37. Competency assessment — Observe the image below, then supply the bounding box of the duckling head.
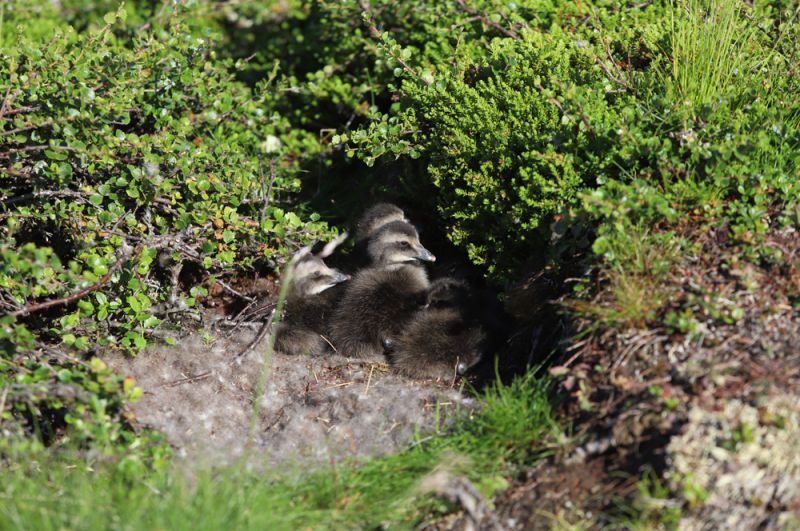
[290,255,350,297]
[355,203,408,242]
[367,221,436,267]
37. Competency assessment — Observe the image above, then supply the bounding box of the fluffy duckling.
[274,254,349,356]
[354,203,408,243]
[330,221,436,358]
[383,277,485,380]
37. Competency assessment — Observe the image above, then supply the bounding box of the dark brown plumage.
[330,221,436,358]
[354,203,407,242]
[382,276,486,379]
[274,255,349,356]
[383,306,486,380]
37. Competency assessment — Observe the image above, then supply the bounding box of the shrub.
[0,6,332,450]
[341,0,798,281]
[366,30,627,278]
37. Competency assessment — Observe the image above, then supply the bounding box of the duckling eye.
[400,241,412,248]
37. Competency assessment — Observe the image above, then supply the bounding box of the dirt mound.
[105,329,476,467]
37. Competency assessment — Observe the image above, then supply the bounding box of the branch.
[0,120,54,137]
[159,371,212,388]
[0,189,87,207]
[215,278,256,303]
[594,45,633,93]
[6,243,139,318]
[0,145,76,159]
[231,309,276,364]
[5,233,181,318]
[0,106,40,119]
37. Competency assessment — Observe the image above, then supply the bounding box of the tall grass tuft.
[664,0,760,109]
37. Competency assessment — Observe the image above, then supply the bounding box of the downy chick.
[354,203,408,243]
[330,221,436,359]
[274,254,349,356]
[383,278,485,380]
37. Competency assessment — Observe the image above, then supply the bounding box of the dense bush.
[336,0,798,279]
[348,30,626,276]
[0,5,332,450]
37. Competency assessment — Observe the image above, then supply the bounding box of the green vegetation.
[1,373,559,529]
[1,0,799,526]
[0,2,332,450]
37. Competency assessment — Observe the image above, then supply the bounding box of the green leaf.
[45,149,68,161]
[142,316,160,328]
[57,163,73,179]
[126,296,142,313]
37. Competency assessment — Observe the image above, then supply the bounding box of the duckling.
[330,221,436,359]
[354,203,408,243]
[382,307,486,380]
[274,254,350,356]
[365,220,435,266]
[426,276,512,362]
[425,277,471,309]
[382,277,486,379]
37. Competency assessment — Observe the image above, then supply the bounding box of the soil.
[473,222,800,529]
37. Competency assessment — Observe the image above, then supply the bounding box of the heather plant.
[336,0,797,281]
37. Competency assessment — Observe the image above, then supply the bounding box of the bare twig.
[0,145,76,159]
[594,45,632,92]
[215,278,256,303]
[362,364,375,398]
[631,0,653,9]
[0,106,40,120]
[231,309,276,365]
[0,120,54,137]
[159,371,212,388]
[318,334,338,354]
[0,189,87,207]
[40,346,92,369]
